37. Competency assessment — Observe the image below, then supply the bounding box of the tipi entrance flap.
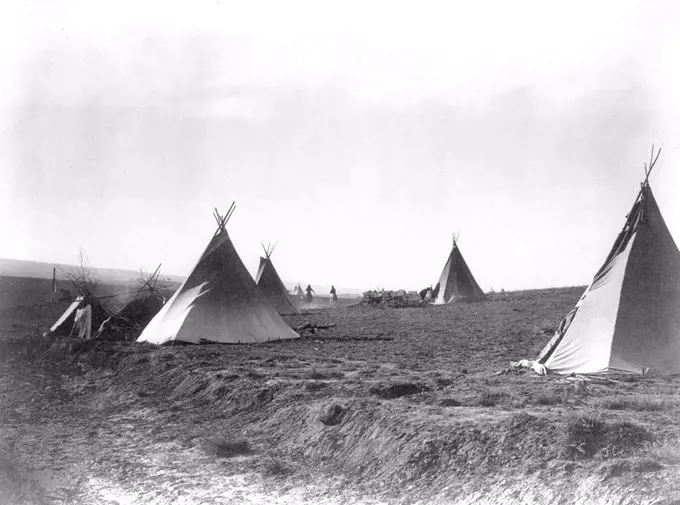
[540,233,633,374]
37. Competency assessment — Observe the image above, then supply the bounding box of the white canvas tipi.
[292,283,304,298]
[433,234,486,304]
[535,148,680,375]
[137,204,300,345]
[255,243,300,315]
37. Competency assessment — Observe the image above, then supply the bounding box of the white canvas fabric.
[433,240,486,304]
[137,226,300,345]
[255,256,300,315]
[537,185,680,375]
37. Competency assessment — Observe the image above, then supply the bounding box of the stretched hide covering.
[95,294,166,341]
[433,242,486,304]
[72,306,92,339]
[538,186,680,374]
[45,295,109,338]
[255,257,300,315]
[137,227,300,345]
[117,294,165,329]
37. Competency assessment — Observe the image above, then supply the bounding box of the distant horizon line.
[0,255,588,294]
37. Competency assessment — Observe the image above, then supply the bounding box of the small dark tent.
[433,235,486,304]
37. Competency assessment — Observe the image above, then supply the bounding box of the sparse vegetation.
[369,381,430,399]
[260,452,292,477]
[594,396,669,411]
[2,284,680,503]
[205,437,252,458]
[471,388,511,407]
[62,249,100,297]
[563,411,607,458]
[304,367,344,380]
[563,411,656,460]
[319,402,347,425]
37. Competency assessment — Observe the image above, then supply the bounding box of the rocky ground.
[1,287,680,504]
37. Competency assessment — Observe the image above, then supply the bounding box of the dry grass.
[260,452,292,477]
[205,437,252,458]
[594,396,670,412]
[563,411,656,460]
[3,285,680,504]
[368,381,430,399]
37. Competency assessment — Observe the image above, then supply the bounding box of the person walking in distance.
[305,284,315,303]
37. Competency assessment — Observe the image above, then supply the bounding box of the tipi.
[292,283,304,298]
[44,295,109,339]
[95,265,167,341]
[433,234,486,304]
[137,204,300,345]
[116,266,167,328]
[255,243,300,315]
[534,147,680,375]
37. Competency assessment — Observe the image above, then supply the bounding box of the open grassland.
[1,286,680,504]
[0,276,181,327]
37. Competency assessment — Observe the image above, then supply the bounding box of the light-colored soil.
[1,287,680,504]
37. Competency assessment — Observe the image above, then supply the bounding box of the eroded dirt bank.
[2,290,680,504]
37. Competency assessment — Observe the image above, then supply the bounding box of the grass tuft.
[205,437,252,458]
[563,411,655,460]
[563,411,606,458]
[369,381,429,399]
[261,452,292,477]
[319,402,347,426]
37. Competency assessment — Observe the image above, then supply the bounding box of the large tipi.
[433,234,486,304]
[535,148,680,375]
[255,243,300,315]
[137,204,300,345]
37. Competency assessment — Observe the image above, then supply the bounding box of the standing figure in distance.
[305,284,315,303]
[329,285,338,306]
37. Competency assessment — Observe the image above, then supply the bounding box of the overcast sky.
[1,0,679,292]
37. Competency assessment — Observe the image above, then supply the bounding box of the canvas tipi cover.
[537,150,680,375]
[137,206,299,345]
[433,236,486,304]
[255,245,300,315]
